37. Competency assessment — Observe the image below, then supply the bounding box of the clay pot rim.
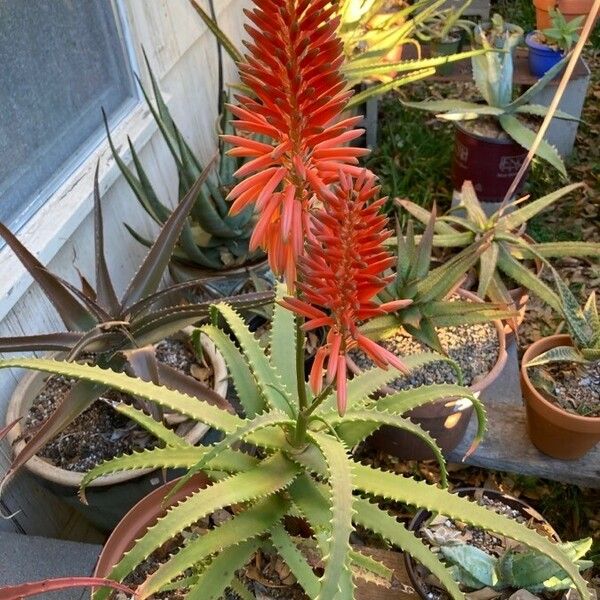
[404,487,560,599]
[94,473,213,579]
[347,288,508,398]
[4,332,228,489]
[521,333,600,424]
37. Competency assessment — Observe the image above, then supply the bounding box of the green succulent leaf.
[354,498,463,600]
[80,446,257,492]
[498,114,567,177]
[199,324,265,417]
[270,284,299,398]
[185,538,260,600]
[95,452,298,599]
[138,496,289,599]
[305,431,354,600]
[478,243,500,298]
[353,464,590,600]
[501,183,584,231]
[270,523,321,599]
[514,104,580,121]
[211,303,295,416]
[526,345,587,367]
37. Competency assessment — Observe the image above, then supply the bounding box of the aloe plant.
[541,9,584,53]
[527,270,600,367]
[398,181,600,313]
[0,162,272,483]
[415,0,474,42]
[440,538,592,592]
[108,54,262,273]
[188,0,490,108]
[363,206,517,353]
[0,289,589,600]
[403,18,577,177]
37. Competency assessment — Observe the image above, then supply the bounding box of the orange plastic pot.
[533,0,595,29]
[521,334,600,459]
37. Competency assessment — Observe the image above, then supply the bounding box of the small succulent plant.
[363,205,517,354]
[0,162,271,483]
[416,0,474,43]
[440,538,592,593]
[541,8,584,53]
[403,19,577,177]
[477,13,524,49]
[107,55,262,273]
[527,270,600,367]
[398,181,600,315]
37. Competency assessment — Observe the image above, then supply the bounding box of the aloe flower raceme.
[225,0,369,283]
[282,171,412,414]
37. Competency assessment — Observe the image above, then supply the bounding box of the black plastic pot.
[431,34,461,75]
[405,487,560,599]
[452,122,529,203]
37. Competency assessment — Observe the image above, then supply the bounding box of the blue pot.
[526,31,565,77]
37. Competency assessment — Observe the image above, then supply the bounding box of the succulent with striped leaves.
[108,55,263,274]
[0,290,590,600]
[526,269,600,367]
[398,181,600,315]
[363,204,518,353]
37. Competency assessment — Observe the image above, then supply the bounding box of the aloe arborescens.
[0,2,590,599]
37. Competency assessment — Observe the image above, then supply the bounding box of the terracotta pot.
[452,123,529,203]
[534,0,595,29]
[521,334,600,459]
[95,473,213,579]
[4,334,228,531]
[405,487,559,599]
[348,290,508,459]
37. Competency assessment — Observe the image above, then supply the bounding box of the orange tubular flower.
[224,0,368,284]
[281,171,413,415]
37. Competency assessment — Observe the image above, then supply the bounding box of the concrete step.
[0,532,101,600]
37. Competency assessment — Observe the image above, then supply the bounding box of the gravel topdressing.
[350,322,499,390]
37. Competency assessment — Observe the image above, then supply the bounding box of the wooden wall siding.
[0,0,251,538]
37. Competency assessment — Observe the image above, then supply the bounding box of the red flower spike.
[281,173,413,415]
[227,0,365,283]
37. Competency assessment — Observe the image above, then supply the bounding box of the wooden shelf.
[448,342,600,489]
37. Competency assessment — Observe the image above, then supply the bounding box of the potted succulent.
[415,0,475,75]
[0,3,590,599]
[346,207,514,458]
[473,13,524,50]
[522,270,600,459]
[403,28,576,202]
[0,164,269,529]
[107,57,269,298]
[405,487,592,600]
[533,0,595,30]
[398,181,600,331]
[526,8,584,77]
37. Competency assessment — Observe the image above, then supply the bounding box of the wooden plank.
[448,341,600,488]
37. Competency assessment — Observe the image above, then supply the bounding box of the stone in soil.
[531,359,600,417]
[350,322,499,390]
[24,336,207,472]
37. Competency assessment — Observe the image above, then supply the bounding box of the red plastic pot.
[452,123,529,203]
